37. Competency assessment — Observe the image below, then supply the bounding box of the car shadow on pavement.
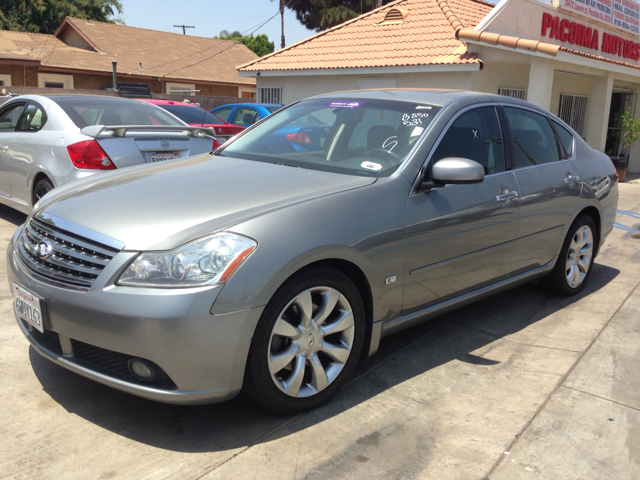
[29,262,619,454]
[0,204,27,227]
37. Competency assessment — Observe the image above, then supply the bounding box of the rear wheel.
[33,177,54,205]
[243,268,365,414]
[545,215,598,296]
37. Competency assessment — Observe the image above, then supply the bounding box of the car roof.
[308,88,520,108]
[213,103,282,109]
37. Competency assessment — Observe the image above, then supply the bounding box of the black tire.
[544,214,598,296]
[243,267,365,414]
[33,177,54,205]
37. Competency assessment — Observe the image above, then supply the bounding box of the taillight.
[286,133,312,145]
[213,138,220,149]
[67,140,115,170]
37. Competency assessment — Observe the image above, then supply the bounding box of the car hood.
[37,154,375,251]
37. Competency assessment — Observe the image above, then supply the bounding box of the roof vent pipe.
[112,60,118,91]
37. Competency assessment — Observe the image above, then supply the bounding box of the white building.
[238,0,640,172]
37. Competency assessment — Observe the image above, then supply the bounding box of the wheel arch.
[576,205,602,255]
[293,258,376,360]
[31,171,56,204]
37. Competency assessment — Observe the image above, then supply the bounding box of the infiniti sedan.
[7,90,617,413]
[0,95,216,213]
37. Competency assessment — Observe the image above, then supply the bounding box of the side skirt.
[380,258,556,338]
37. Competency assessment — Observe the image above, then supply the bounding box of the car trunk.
[95,133,214,168]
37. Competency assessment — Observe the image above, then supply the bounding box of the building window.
[166,82,197,95]
[0,74,11,87]
[558,94,589,138]
[259,87,282,104]
[498,88,527,100]
[38,73,73,89]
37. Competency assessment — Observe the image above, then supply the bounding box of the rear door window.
[431,106,505,175]
[505,107,560,168]
[213,107,233,121]
[552,120,574,158]
[17,102,47,132]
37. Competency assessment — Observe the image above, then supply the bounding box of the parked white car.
[0,95,217,213]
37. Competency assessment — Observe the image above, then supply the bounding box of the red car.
[136,99,244,147]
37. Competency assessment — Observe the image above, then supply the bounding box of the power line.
[162,42,240,78]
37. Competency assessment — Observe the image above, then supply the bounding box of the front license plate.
[13,282,44,333]
[149,152,178,163]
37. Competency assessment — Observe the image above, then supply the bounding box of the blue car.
[210,103,283,128]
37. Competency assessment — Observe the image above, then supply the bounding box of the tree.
[216,31,275,57]
[614,107,640,160]
[0,0,124,34]
[285,0,376,32]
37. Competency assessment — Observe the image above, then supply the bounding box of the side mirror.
[431,157,485,185]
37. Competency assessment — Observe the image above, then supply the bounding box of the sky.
[118,0,320,50]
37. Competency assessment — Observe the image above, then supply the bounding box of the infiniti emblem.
[307,333,315,348]
[37,241,53,260]
[161,141,170,148]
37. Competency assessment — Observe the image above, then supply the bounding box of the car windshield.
[51,97,184,128]
[218,98,441,177]
[266,106,282,113]
[160,105,224,125]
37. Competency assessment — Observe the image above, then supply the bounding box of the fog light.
[128,358,158,382]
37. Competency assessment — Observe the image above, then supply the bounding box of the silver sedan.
[0,95,216,213]
[7,89,618,413]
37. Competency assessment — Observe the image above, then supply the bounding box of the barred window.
[498,88,527,100]
[558,94,588,138]
[258,87,282,104]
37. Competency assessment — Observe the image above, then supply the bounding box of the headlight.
[117,232,256,288]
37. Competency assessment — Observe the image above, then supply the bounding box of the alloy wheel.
[267,286,355,398]
[565,225,594,288]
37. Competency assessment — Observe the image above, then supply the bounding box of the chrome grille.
[17,219,119,289]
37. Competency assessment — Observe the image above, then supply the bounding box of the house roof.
[237,0,494,73]
[0,18,258,85]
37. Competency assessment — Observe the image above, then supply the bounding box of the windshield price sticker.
[13,283,44,333]
[402,112,430,126]
[326,101,365,109]
[361,161,383,171]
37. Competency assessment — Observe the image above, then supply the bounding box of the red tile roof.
[237,0,494,72]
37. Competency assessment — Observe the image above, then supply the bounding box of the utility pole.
[280,0,285,48]
[173,25,195,35]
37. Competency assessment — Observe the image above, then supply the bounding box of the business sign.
[560,0,640,36]
[613,0,640,35]
[542,12,640,61]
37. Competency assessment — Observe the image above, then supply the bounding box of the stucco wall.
[470,62,530,96]
[257,71,474,104]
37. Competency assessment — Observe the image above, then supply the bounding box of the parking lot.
[1,179,639,480]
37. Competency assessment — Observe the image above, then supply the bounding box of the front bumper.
[7,230,264,405]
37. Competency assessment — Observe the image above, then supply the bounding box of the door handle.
[496,191,518,202]
[0,144,8,152]
[564,175,580,184]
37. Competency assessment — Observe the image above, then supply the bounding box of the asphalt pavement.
[0,178,639,480]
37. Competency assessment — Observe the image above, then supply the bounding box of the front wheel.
[545,214,598,296]
[243,268,365,414]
